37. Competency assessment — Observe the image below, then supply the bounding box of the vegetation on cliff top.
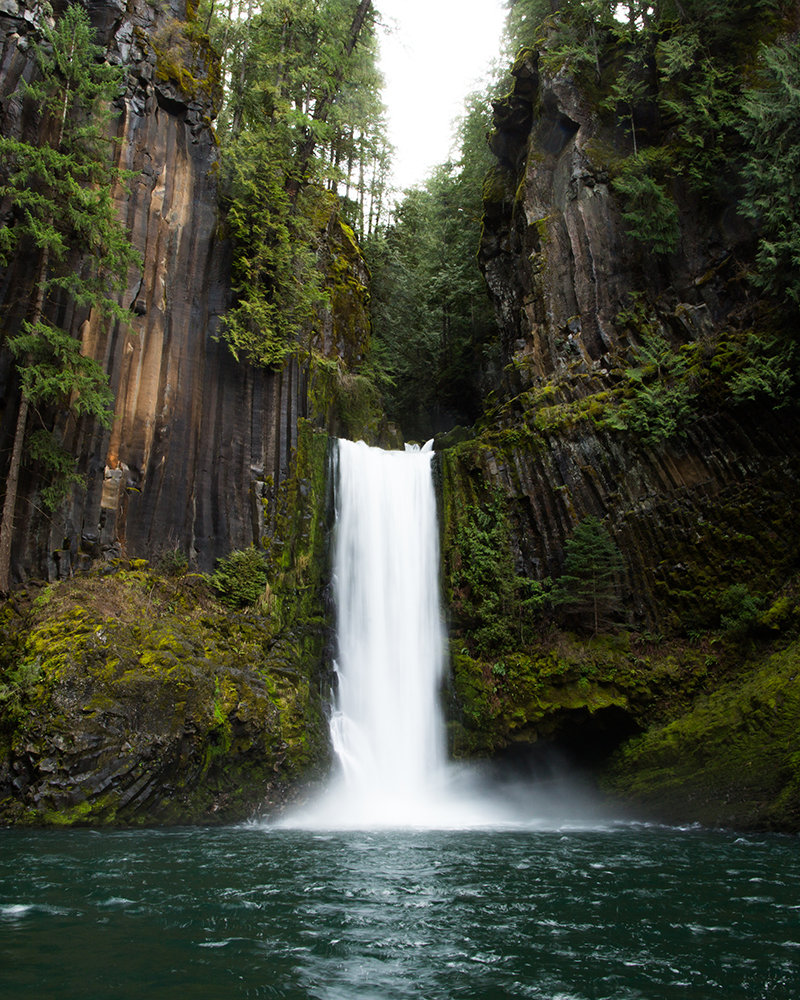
[200,0,388,379]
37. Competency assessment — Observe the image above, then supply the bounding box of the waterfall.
[327,438,445,824]
[281,437,601,830]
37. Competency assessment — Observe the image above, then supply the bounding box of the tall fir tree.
[0,3,139,591]
[554,516,624,635]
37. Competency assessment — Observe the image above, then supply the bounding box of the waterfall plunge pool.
[1,822,798,998]
[3,442,797,997]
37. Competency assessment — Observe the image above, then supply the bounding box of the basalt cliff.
[1,2,799,831]
[0,0,370,824]
[439,36,800,831]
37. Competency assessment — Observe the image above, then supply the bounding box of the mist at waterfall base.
[282,438,608,831]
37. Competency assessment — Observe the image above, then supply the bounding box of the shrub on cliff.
[740,38,800,316]
[211,547,268,607]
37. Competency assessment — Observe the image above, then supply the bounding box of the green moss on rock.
[602,641,800,831]
[0,569,330,828]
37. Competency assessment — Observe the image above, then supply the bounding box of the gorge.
[1,0,800,838]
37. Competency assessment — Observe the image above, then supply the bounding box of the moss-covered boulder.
[0,571,330,827]
[602,642,800,831]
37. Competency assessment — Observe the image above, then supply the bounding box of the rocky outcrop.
[479,48,749,386]
[0,571,330,825]
[458,43,800,632]
[0,0,371,585]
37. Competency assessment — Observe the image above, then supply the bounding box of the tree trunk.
[0,392,30,592]
[231,0,256,138]
[0,240,50,592]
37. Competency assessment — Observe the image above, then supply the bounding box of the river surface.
[1,822,797,999]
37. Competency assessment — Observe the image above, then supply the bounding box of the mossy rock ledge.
[446,633,800,832]
[601,642,800,832]
[0,573,331,827]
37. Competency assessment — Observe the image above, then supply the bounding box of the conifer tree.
[0,3,139,592]
[739,39,800,314]
[554,516,624,635]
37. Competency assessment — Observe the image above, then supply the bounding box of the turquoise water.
[1,823,797,999]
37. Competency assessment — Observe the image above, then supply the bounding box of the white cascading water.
[281,437,602,830]
[327,437,445,825]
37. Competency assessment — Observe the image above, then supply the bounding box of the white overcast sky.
[375,0,506,192]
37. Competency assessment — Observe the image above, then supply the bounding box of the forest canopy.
[197,0,800,435]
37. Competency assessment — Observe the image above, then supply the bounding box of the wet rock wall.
[0,0,368,584]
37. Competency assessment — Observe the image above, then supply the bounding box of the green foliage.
[605,638,800,830]
[717,583,765,636]
[0,653,42,732]
[220,137,328,368]
[203,0,389,371]
[656,31,741,197]
[365,89,499,438]
[503,0,554,54]
[0,4,139,509]
[553,515,624,634]
[0,570,332,825]
[739,39,800,313]
[0,5,138,303]
[156,547,190,577]
[26,430,85,511]
[613,169,679,254]
[211,547,268,607]
[450,488,522,655]
[607,319,699,443]
[612,149,680,253]
[9,320,115,419]
[150,15,221,104]
[507,1,789,265]
[310,355,383,440]
[728,334,795,405]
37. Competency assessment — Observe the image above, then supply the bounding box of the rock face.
[0,0,370,585]
[454,44,800,632]
[0,572,330,825]
[479,48,745,384]
[437,40,800,829]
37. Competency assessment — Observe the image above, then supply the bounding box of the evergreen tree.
[554,516,624,635]
[0,4,139,592]
[739,38,800,314]
[204,0,387,368]
[365,88,499,438]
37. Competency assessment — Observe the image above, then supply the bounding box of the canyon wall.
[0,0,370,585]
[438,40,800,829]
[444,44,800,633]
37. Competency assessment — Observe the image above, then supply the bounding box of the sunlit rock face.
[0,0,370,583]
